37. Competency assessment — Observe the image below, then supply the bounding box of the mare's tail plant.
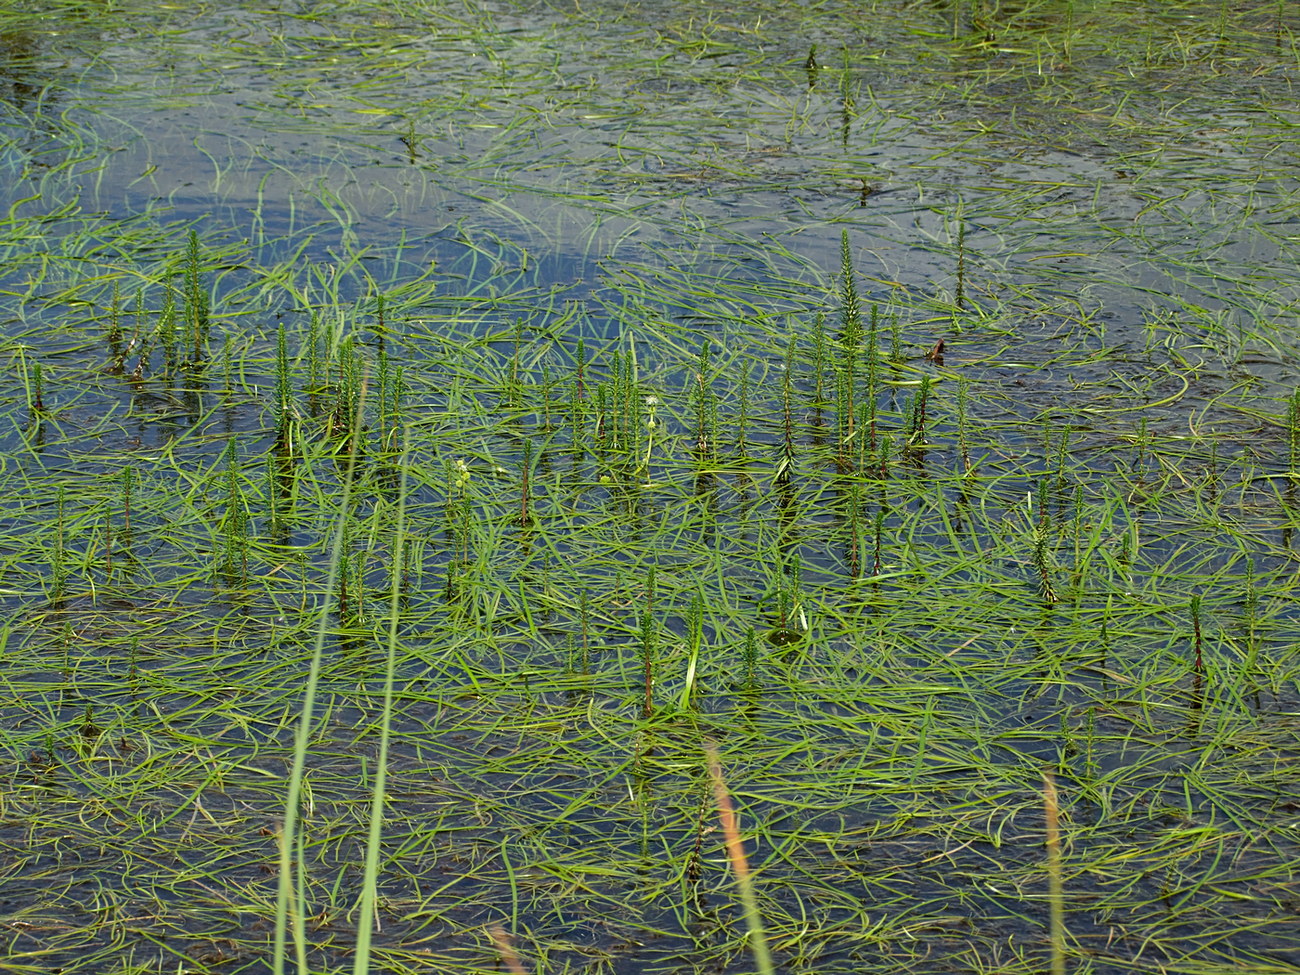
[275,323,297,453]
[780,339,795,481]
[159,288,178,378]
[120,465,134,549]
[640,607,656,719]
[1190,594,1205,676]
[221,438,249,586]
[1033,514,1058,604]
[696,339,715,463]
[51,485,68,608]
[906,375,932,447]
[838,231,861,469]
[184,230,210,363]
[107,282,124,373]
[740,627,759,689]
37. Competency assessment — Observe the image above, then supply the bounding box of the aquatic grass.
[2,1,1300,973]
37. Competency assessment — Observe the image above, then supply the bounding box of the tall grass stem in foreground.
[274,384,365,975]
[353,429,410,975]
[1043,768,1066,975]
[706,745,775,975]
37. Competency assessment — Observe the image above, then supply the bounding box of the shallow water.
[2,2,1299,973]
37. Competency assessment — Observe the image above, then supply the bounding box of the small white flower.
[644,396,659,407]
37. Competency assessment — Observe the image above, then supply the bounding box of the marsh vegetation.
[1,1,1299,973]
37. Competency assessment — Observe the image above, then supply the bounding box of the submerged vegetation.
[1,0,1299,973]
